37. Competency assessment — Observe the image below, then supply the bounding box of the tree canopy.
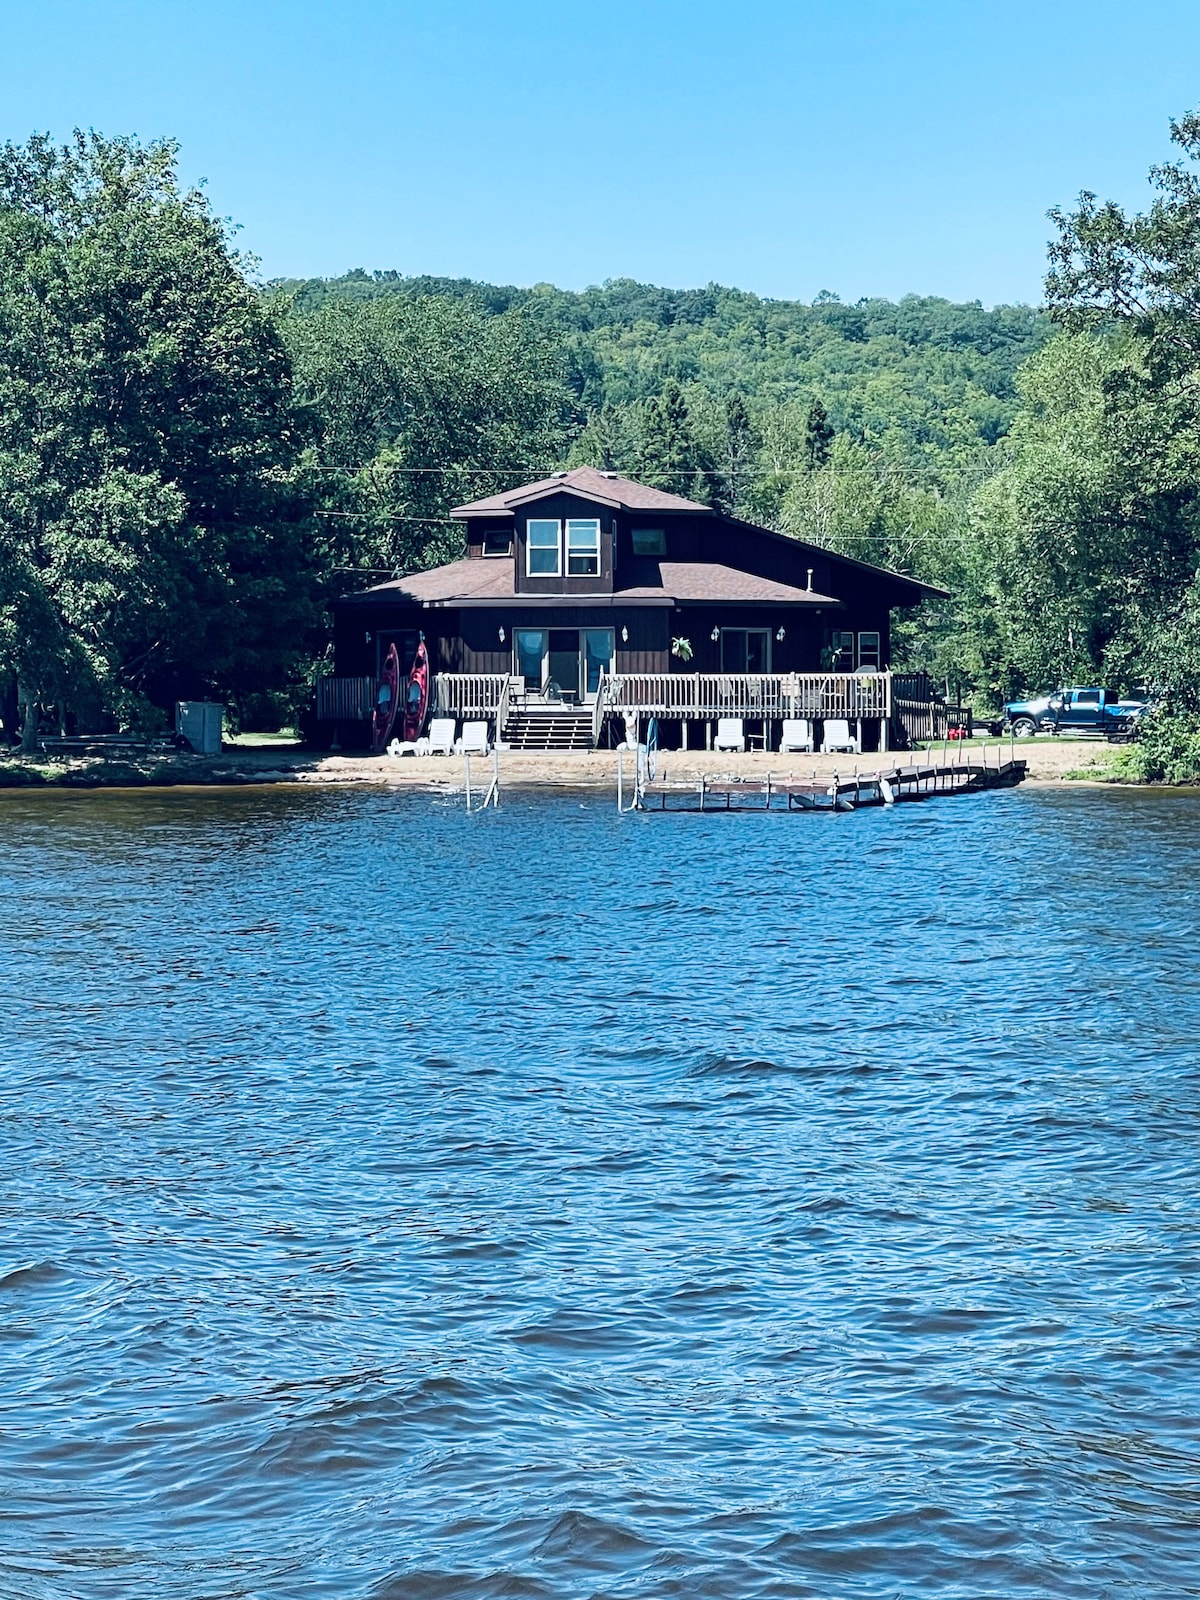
[0,131,311,739]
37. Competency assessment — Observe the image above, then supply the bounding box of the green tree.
[0,131,311,741]
[803,398,835,470]
[285,293,573,575]
[636,379,715,502]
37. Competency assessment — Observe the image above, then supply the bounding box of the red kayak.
[402,637,431,742]
[371,643,401,753]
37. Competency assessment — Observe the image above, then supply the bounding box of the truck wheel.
[1010,717,1037,738]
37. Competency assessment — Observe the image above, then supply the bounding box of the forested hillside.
[277,270,1049,483]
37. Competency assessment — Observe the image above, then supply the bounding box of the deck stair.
[503,704,594,752]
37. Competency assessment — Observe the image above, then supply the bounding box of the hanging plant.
[671,636,694,662]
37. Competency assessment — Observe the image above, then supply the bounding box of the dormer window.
[631,527,666,556]
[482,528,512,557]
[527,519,561,576]
[566,519,600,576]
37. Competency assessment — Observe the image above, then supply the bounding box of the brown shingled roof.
[451,466,709,517]
[630,563,839,605]
[341,557,840,610]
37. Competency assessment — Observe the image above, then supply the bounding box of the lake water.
[1,783,1198,1599]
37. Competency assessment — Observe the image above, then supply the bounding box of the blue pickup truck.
[1003,687,1151,739]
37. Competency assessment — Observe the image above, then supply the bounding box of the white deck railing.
[435,673,507,717]
[606,672,892,720]
[430,670,892,725]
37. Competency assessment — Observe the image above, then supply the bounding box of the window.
[1076,689,1101,706]
[583,629,614,695]
[857,631,881,670]
[822,630,856,669]
[527,519,560,576]
[482,528,511,557]
[631,527,666,556]
[516,629,547,690]
[720,628,771,673]
[566,519,601,576]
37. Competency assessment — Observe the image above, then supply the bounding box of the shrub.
[1115,709,1200,784]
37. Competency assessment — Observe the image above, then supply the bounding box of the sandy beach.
[199,734,1117,790]
[0,733,1128,793]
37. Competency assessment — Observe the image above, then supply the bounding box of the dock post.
[465,753,472,812]
[617,748,624,812]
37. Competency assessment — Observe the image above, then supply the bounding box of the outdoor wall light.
[365,631,372,644]
[776,626,786,643]
[498,625,506,644]
[621,625,629,643]
[710,626,720,642]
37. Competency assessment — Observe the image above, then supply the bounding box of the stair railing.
[496,674,511,748]
[591,670,609,749]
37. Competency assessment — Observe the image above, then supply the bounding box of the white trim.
[526,518,561,577]
[566,518,601,576]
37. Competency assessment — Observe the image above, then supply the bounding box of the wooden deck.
[636,757,1027,812]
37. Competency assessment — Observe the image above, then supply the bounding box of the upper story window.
[566,519,601,576]
[527,519,561,576]
[631,527,666,556]
[482,529,512,557]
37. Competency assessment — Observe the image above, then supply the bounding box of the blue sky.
[4,0,1200,304]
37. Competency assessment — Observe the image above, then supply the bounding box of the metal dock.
[636,756,1028,813]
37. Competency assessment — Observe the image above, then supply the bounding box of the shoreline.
[0,737,1164,795]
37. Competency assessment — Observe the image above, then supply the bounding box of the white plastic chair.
[715,718,745,752]
[427,717,456,756]
[457,721,490,755]
[779,718,814,753]
[820,719,861,754]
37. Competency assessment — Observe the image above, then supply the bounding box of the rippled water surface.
[2,783,1199,1599]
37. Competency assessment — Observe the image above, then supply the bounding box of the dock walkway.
[637,756,1027,813]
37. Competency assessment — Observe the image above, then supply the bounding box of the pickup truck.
[1003,687,1151,739]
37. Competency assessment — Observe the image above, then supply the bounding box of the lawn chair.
[779,718,814,753]
[820,719,861,754]
[426,717,456,756]
[715,717,745,752]
[457,720,490,755]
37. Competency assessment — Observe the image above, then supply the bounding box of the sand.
[0,733,1124,793]
[277,735,1114,791]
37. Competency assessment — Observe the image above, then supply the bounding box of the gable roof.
[451,466,709,518]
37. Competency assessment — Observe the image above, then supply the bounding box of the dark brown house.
[325,467,944,749]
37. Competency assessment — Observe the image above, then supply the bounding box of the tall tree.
[637,380,714,502]
[803,398,835,470]
[285,294,573,576]
[0,131,311,740]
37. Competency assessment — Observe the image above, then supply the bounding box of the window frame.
[565,518,601,577]
[827,629,856,670]
[526,518,562,577]
[719,627,772,674]
[856,630,882,670]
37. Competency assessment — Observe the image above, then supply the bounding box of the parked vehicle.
[1003,686,1151,740]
